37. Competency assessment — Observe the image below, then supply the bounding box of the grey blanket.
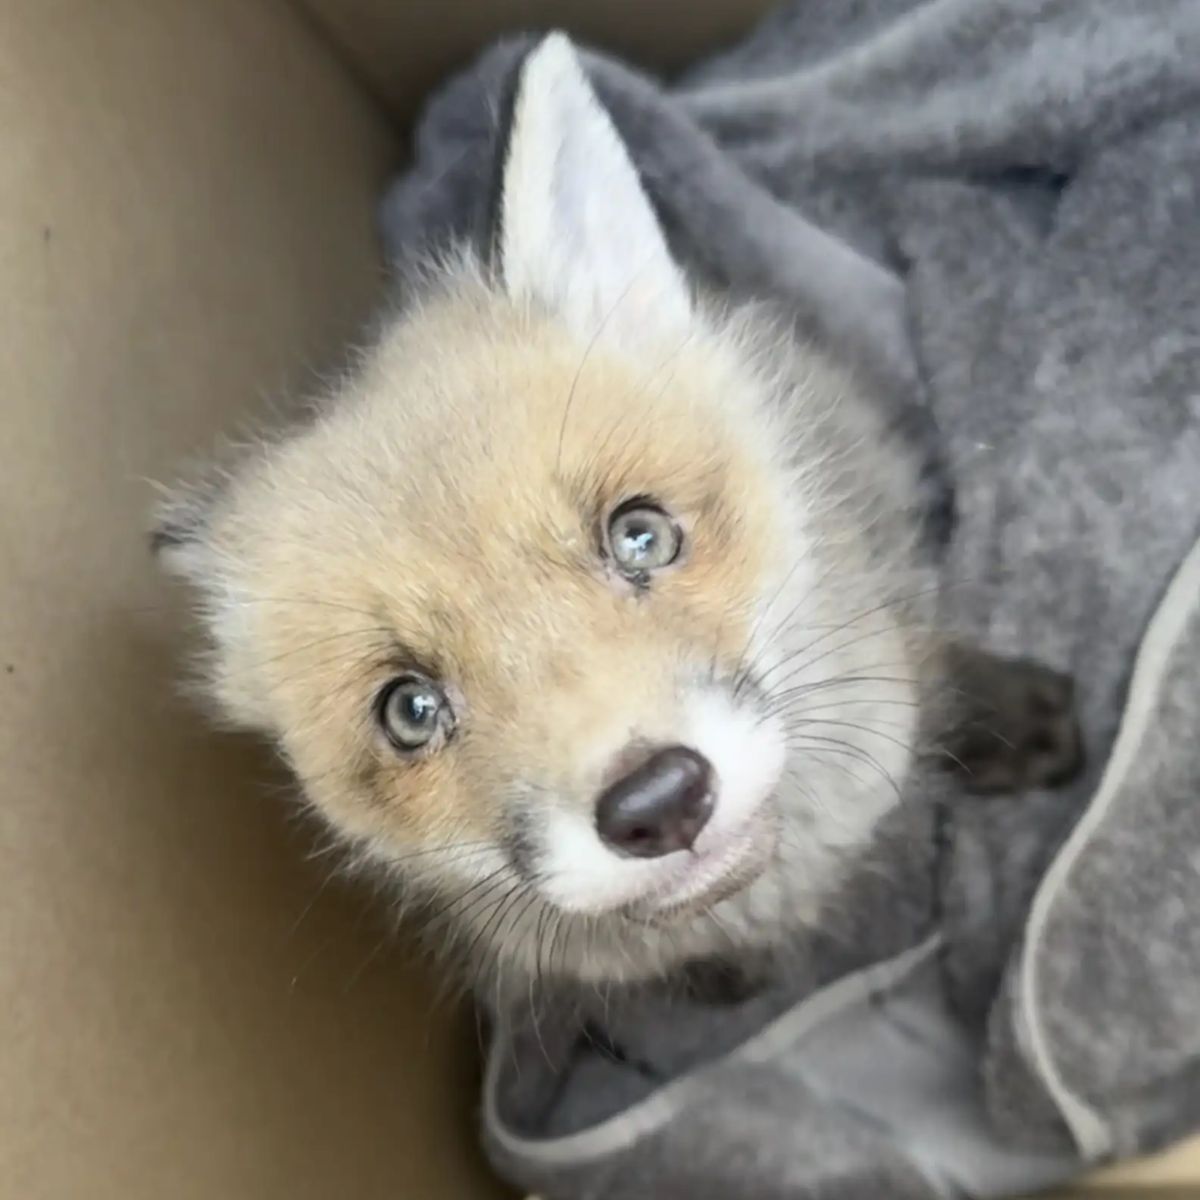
[379,3,1200,1195]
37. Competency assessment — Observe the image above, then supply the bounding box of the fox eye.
[377,675,453,752]
[606,500,682,578]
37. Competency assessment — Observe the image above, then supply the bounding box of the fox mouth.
[621,802,778,924]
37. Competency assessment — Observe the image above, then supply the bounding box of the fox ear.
[150,469,228,590]
[497,32,693,350]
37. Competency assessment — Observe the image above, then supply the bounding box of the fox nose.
[595,745,714,858]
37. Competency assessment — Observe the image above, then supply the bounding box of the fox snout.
[528,684,787,918]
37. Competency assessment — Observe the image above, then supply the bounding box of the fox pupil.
[405,693,436,725]
[623,527,655,561]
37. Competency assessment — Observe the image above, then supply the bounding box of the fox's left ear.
[496,33,694,350]
[150,472,224,585]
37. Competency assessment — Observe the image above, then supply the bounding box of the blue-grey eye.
[378,675,452,752]
[607,501,682,576]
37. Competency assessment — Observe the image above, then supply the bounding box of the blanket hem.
[1018,532,1200,1160]
[485,935,941,1166]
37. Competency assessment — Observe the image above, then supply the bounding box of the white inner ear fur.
[499,32,694,351]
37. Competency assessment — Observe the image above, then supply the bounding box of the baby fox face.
[157,35,921,986]
[189,293,793,925]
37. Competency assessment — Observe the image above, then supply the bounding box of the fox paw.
[940,651,1084,795]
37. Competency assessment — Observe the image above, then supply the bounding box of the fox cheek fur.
[153,34,928,988]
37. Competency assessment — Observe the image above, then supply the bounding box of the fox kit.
[155,35,1079,989]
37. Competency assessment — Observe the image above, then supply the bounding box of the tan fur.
[160,255,930,987]
[207,268,775,815]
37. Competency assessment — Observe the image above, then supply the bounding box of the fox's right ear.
[150,472,278,730]
[495,33,693,352]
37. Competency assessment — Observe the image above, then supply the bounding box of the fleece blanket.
[378,3,1200,1195]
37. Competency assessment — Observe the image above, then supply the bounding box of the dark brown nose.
[594,745,714,858]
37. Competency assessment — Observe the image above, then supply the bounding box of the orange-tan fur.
[156,35,933,989]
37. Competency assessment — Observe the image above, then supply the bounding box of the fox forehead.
[201,277,791,721]
[218,282,784,606]
[342,282,779,509]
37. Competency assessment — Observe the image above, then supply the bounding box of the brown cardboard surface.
[297,0,780,120]
[0,1,499,1197]
[1077,1139,1200,1190]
